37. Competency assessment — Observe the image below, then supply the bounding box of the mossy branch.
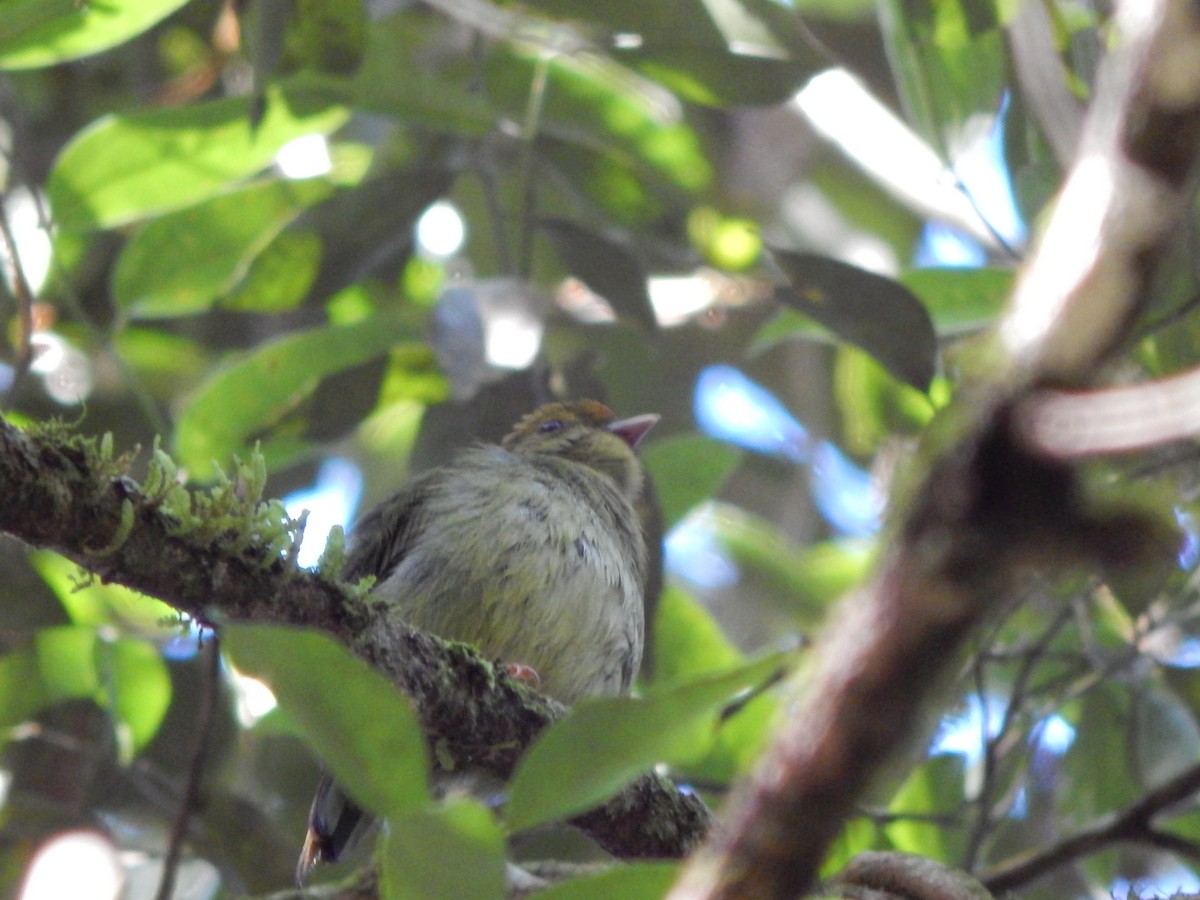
[0,414,709,861]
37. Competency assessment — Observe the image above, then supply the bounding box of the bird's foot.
[503,662,541,688]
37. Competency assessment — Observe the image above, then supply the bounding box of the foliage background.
[2,1,1199,898]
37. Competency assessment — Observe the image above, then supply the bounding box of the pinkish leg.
[504,662,541,688]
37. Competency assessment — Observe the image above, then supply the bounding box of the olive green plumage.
[297,400,657,884]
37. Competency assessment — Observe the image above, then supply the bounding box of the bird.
[296,399,659,885]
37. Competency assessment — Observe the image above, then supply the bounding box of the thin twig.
[155,634,220,900]
[516,51,552,279]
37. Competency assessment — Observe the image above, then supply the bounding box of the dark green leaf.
[771,249,938,391]
[224,624,429,819]
[47,86,347,230]
[541,217,657,330]
[629,51,812,107]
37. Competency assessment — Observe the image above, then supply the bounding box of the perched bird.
[296,400,658,884]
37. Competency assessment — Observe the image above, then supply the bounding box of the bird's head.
[502,400,659,497]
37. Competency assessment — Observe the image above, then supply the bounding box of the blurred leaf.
[0,646,46,727]
[220,231,323,313]
[885,753,968,861]
[295,12,492,133]
[113,329,209,397]
[641,436,740,528]
[821,817,881,877]
[247,0,366,81]
[771,249,938,391]
[521,0,821,105]
[507,651,787,832]
[899,268,1013,334]
[652,586,743,685]
[224,624,430,819]
[630,50,813,106]
[535,862,680,900]
[541,217,657,330]
[112,178,333,319]
[485,46,712,203]
[679,687,777,786]
[1061,683,1138,819]
[35,625,99,702]
[29,551,179,634]
[705,503,874,621]
[1130,682,1200,786]
[0,0,190,70]
[105,637,172,758]
[875,0,1007,154]
[47,85,347,230]
[173,300,418,477]
[0,625,169,759]
[649,588,779,784]
[382,798,506,900]
[834,345,935,456]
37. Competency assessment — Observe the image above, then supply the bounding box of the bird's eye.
[538,419,563,433]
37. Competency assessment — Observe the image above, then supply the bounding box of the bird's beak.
[607,413,660,448]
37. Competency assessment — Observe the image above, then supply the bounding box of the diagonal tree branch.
[667,2,1200,898]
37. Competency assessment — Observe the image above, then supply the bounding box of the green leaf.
[35,625,100,702]
[703,504,874,621]
[381,798,506,900]
[534,862,680,900]
[650,588,779,785]
[47,85,347,230]
[113,178,333,319]
[223,624,429,819]
[651,586,743,686]
[295,12,493,134]
[629,51,813,107]
[220,231,323,314]
[640,436,740,529]
[506,652,787,832]
[770,249,938,391]
[875,0,1006,154]
[899,268,1013,335]
[29,551,179,633]
[884,753,968,861]
[105,637,172,758]
[173,300,418,477]
[0,0,190,70]
[0,647,47,727]
[1061,683,1137,818]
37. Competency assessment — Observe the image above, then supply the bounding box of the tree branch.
[982,762,1200,894]
[0,415,710,862]
[666,2,1200,897]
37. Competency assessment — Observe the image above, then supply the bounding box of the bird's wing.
[340,473,435,585]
